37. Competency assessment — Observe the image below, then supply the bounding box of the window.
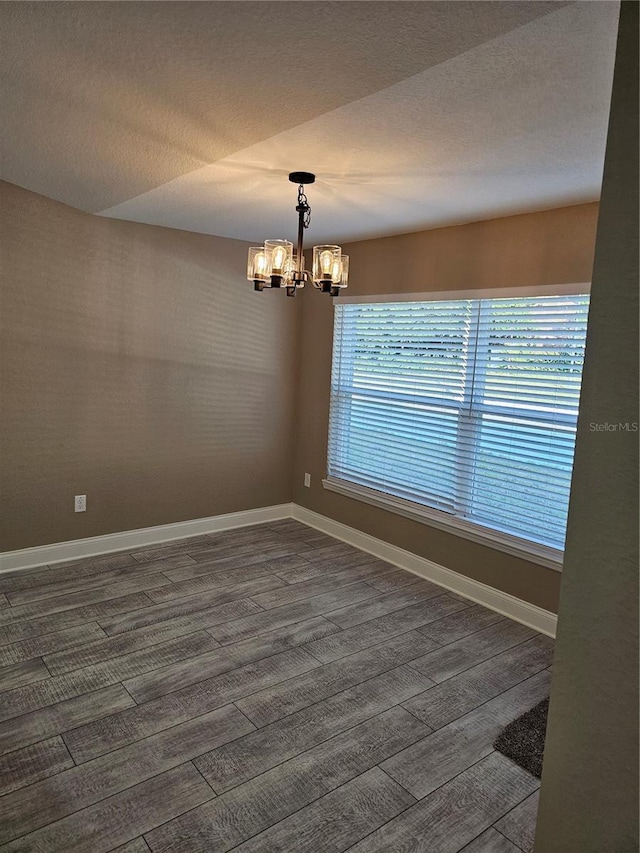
[327,291,590,557]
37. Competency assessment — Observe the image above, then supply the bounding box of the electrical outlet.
[74,495,87,513]
[304,473,311,488]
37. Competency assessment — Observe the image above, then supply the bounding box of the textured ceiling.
[1,1,619,242]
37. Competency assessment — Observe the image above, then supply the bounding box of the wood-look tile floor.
[0,520,553,853]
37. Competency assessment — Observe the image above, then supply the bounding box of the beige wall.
[0,181,298,552]
[293,203,600,613]
[0,181,602,616]
[535,3,639,849]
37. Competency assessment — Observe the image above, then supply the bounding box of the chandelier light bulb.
[272,245,287,274]
[255,252,268,276]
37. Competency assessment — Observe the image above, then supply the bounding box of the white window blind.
[328,293,590,551]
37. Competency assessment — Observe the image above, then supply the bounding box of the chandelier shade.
[264,239,293,287]
[313,245,342,292]
[247,247,270,290]
[339,255,350,288]
[247,173,349,298]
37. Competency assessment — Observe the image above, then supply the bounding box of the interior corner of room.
[0,186,599,622]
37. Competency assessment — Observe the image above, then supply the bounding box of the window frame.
[323,283,591,571]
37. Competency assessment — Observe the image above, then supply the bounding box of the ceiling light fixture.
[247,172,348,298]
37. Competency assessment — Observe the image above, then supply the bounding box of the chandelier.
[247,172,348,298]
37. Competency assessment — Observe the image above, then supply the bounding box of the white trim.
[292,504,557,638]
[322,477,563,572]
[0,501,556,637]
[0,504,294,573]
[335,282,590,305]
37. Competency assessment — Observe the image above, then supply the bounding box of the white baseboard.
[292,505,557,638]
[0,504,294,573]
[0,500,557,638]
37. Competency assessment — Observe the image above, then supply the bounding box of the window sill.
[322,476,563,572]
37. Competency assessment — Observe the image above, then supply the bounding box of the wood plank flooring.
[0,520,553,852]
